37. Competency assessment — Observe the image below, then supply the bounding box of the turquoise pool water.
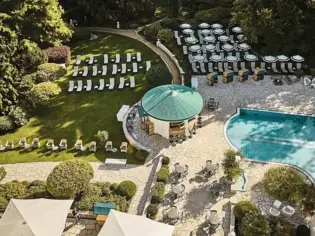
[226,108,315,179]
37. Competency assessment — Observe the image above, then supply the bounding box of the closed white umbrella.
[225,56,238,62]
[185,37,198,44]
[291,55,304,62]
[263,56,277,63]
[211,23,223,29]
[218,35,229,42]
[222,44,234,52]
[199,23,210,28]
[210,55,224,62]
[189,45,201,52]
[203,44,216,52]
[193,55,205,62]
[276,55,289,62]
[238,43,251,50]
[244,54,258,62]
[183,29,194,34]
[232,27,242,33]
[180,23,191,29]
[213,29,225,35]
[203,36,216,43]
[201,29,211,35]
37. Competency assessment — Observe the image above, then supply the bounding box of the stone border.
[223,107,315,184]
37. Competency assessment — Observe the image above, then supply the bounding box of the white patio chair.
[146,61,151,71]
[304,76,312,86]
[99,79,104,91]
[136,52,141,62]
[208,63,213,72]
[68,81,74,92]
[200,62,206,73]
[130,76,135,88]
[121,63,127,74]
[272,63,278,73]
[102,65,107,76]
[86,80,92,91]
[183,46,188,55]
[115,54,120,64]
[92,65,97,76]
[112,64,118,75]
[188,54,193,63]
[281,63,288,73]
[118,77,125,89]
[132,62,138,73]
[88,55,94,65]
[72,66,78,77]
[82,66,88,76]
[75,55,81,65]
[104,54,108,64]
[127,53,131,62]
[281,205,295,217]
[218,62,223,72]
[77,80,83,92]
[269,200,282,217]
[109,78,115,90]
[288,63,294,73]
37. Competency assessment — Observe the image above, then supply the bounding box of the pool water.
[226,108,315,179]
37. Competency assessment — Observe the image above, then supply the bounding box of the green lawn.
[0,32,160,164]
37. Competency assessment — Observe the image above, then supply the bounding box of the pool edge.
[223,107,315,184]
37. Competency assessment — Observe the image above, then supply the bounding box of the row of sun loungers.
[68,77,136,92]
[75,53,142,65]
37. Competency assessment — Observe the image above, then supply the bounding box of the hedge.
[36,63,67,82]
[161,156,170,165]
[0,196,8,209]
[156,166,170,183]
[146,204,159,219]
[4,181,27,199]
[44,45,71,65]
[117,181,137,199]
[151,182,165,204]
[234,201,258,221]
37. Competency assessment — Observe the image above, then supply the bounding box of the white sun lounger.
[288,63,294,73]
[281,63,288,73]
[183,46,188,55]
[132,63,138,73]
[233,62,238,72]
[83,66,88,76]
[176,37,181,46]
[208,63,213,72]
[174,31,179,38]
[75,55,81,65]
[86,80,92,91]
[99,79,104,90]
[240,62,245,70]
[146,61,151,71]
[109,78,115,90]
[88,55,94,65]
[115,54,120,64]
[104,54,108,64]
[200,63,206,73]
[72,66,78,77]
[130,76,135,88]
[102,65,107,76]
[121,63,127,74]
[136,52,141,62]
[218,62,223,72]
[92,65,98,76]
[224,62,229,71]
[251,62,256,72]
[112,64,118,75]
[272,63,278,73]
[118,77,125,89]
[77,80,83,92]
[68,81,74,92]
[127,53,131,62]
[192,63,199,73]
[188,54,193,63]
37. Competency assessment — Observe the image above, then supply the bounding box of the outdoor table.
[168,208,178,219]
[209,211,220,225]
[175,165,185,174]
[173,184,183,194]
[206,163,216,172]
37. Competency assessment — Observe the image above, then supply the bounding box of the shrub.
[222,150,242,181]
[194,6,231,22]
[157,28,173,44]
[270,220,295,236]
[8,106,29,127]
[21,181,30,187]
[94,130,109,145]
[161,17,181,30]
[0,167,7,181]
[146,204,159,218]
[263,167,305,202]
[36,63,67,82]
[239,212,271,236]
[0,116,15,132]
[19,73,36,92]
[234,201,258,221]
[146,64,172,89]
[30,180,46,187]
[300,183,315,212]
[151,182,165,204]
[78,196,103,211]
[110,183,118,192]
[46,159,94,198]
[156,166,170,183]
[44,45,71,65]
[28,82,61,106]
[4,181,27,199]
[82,184,102,198]
[102,185,111,196]
[136,150,148,161]
[117,181,137,199]
[26,185,50,199]
[161,156,170,165]
[0,196,8,208]
[142,22,162,41]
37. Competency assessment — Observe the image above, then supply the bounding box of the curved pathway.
[89,27,181,84]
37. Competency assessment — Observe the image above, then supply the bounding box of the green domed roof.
[141,85,203,121]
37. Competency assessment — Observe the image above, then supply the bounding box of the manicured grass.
[0,32,160,164]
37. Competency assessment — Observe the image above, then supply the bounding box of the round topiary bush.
[156,166,170,183]
[46,159,94,198]
[28,81,61,106]
[161,156,170,165]
[146,204,159,219]
[239,212,271,236]
[0,167,7,181]
[136,150,148,161]
[146,64,172,89]
[234,201,258,221]
[117,181,137,199]
[110,183,118,191]
[151,182,165,204]
[0,196,8,208]
[4,181,27,199]
[36,63,67,82]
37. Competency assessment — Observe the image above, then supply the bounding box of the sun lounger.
[82,66,88,76]
[74,139,84,150]
[236,52,240,59]
[105,141,113,151]
[218,62,223,72]
[59,139,67,149]
[174,30,179,38]
[77,80,83,92]
[251,62,256,72]
[233,62,238,72]
[32,138,40,148]
[208,63,213,72]
[75,55,81,65]
[146,61,151,72]
[192,63,199,73]
[240,62,245,70]
[118,77,125,89]
[216,43,220,53]
[86,80,92,91]
[89,141,97,152]
[104,54,108,64]
[200,63,206,73]
[46,139,54,150]
[102,65,107,76]
[188,54,193,63]
[288,63,294,73]
[99,79,104,90]
[182,46,188,55]
[223,62,229,71]
[88,55,94,65]
[127,53,131,62]
[72,66,78,77]
[92,65,98,76]
[68,80,74,92]
[120,142,128,153]
[199,35,204,44]
[176,37,182,45]
[19,138,28,148]
[260,62,265,69]
[281,63,287,73]
[105,158,127,166]
[121,63,127,74]
[136,52,141,62]
[234,42,238,51]
[130,76,135,88]
[0,141,5,151]
[272,63,278,73]
[115,54,120,64]
[132,63,138,73]
[112,64,118,75]
[109,78,115,90]
[5,139,14,149]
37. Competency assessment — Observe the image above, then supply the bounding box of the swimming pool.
[226,108,315,180]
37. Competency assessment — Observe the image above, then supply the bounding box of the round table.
[175,165,185,174]
[173,184,183,194]
[209,212,220,225]
[168,209,178,219]
[206,163,215,172]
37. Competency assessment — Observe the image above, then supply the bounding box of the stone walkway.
[89,27,181,84]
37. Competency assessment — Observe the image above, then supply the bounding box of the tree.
[222,149,242,181]
[146,64,172,89]
[142,22,162,42]
[234,201,258,221]
[28,82,61,105]
[271,220,295,236]
[239,212,270,236]
[46,159,94,198]
[157,29,173,44]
